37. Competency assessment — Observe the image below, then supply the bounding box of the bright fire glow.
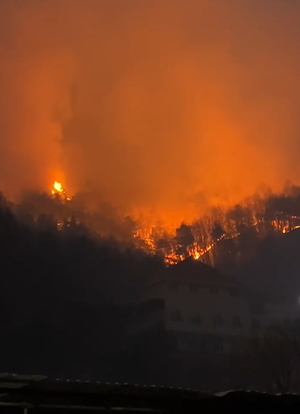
[52,181,64,194]
[47,178,300,266]
[193,251,200,260]
[51,181,70,200]
[136,214,300,267]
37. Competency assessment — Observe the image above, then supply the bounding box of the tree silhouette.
[211,223,225,241]
[175,223,194,259]
[0,192,167,379]
[249,320,300,393]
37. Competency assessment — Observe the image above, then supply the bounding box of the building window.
[187,337,198,349]
[213,314,224,326]
[231,342,242,353]
[229,288,238,297]
[198,337,207,350]
[232,316,243,327]
[179,336,206,351]
[214,339,223,352]
[170,309,181,322]
[190,315,202,325]
[249,303,265,314]
[168,282,178,291]
[251,317,261,329]
[189,283,199,293]
[210,287,219,295]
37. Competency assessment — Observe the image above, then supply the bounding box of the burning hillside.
[17,181,300,269]
[132,204,300,267]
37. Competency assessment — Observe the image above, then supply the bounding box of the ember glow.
[52,181,64,195]
[131,207,300,266]
[51,180,71,202]
[41,173,300,266]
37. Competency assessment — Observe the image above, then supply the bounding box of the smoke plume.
[1,0,300,226]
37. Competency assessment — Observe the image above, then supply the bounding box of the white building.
[128,258,299,355]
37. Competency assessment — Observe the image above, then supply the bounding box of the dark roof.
[146,258,242,289]
[1,374,300,413]
[0,373,206,413]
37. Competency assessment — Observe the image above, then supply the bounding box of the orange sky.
[0,0,300,226]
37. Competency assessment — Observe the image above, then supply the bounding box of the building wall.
[134,277,300,358]
[264,302,300,325]
[127,272,300,388]
[142,280,253,337]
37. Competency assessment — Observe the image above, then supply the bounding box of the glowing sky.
[1,0,300,224]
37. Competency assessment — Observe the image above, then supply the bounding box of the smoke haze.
[1,0,300,225]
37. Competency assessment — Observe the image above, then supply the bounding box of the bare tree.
[249,320,300,393]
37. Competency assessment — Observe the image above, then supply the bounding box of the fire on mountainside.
[47,182,300,266]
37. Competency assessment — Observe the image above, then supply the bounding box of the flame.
[46,179,300,265]
[136,214,300,266]
[52,181,64,194]
[51,180,71,201]
[193,251,201,260]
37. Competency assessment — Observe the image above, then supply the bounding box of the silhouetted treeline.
[0,193,164,379]
[2,186,300,385]
[15,184,300,270]
[234,228,300,300]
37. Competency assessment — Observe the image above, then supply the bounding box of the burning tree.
[174,223,195,259]
[17,180,300,267]
[211,222,225,241]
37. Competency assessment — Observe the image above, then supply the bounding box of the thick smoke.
[1,0,300,226]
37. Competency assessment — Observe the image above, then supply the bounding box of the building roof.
[0,373,205,412]
[1,373,300,412]
[145,258,242,289]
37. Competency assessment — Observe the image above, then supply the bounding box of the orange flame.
[52,181,64,194]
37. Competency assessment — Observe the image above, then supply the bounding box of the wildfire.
[51,181,70,201]
[136,213,300,267]
[193,251,201,260]
[46,180,300,266]
[52,181,64,194]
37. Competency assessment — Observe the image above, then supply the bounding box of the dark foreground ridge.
[0,373,300,413]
